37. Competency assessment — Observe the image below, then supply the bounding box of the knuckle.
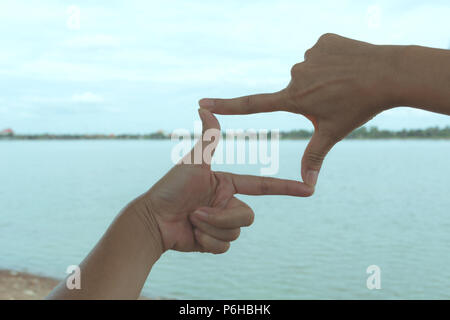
[290,62,304,77]
[213,99,222,108]
[242,95,253,112]
[259,178,270,195]
[304,48,314,60]
[305,151,326,166]
[229,228,241,241]
[318,32,336,43]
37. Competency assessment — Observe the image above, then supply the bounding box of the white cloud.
[1,0,449,132]
[21,92,104,104]
[22,96,65,104]
[0,1,61,22]
[10,55,289,87]
[63,35,120,49]
[71,92,104,103]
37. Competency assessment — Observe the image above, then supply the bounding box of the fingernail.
[199,98,215,109]
[194,210,209,220]
[305,170,319,187]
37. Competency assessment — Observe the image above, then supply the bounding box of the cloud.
[21,92,104,104]
[1,0,449,132]
[71,92,104,103]
[63,35,120,49]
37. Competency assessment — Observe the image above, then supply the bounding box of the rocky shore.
[0,270,159,300]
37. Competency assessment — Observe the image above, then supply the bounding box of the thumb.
[301,131,334,187]
[183,108,221,167]
[198,108,220,133]
[198,90,287,115]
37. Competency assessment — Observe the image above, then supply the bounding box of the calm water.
[1,140,450,299]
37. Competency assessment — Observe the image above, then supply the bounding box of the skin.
[48,34,450,299]
[47,109,313,299]
[199,33,450,187]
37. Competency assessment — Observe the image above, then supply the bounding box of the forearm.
[386,44,450,115]
[47,195,164,299]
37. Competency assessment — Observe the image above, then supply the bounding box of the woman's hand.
[141,109,314,254]
[198,33,402,187]
[48,109,313,300]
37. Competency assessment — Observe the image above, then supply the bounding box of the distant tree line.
[1,126,449,140]
[271,126,450,139]
[345,126,450,139]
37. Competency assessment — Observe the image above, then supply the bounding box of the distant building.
[0,128,14,137]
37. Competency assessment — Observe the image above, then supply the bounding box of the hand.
[142,109,313,254]
[199,33,400,187]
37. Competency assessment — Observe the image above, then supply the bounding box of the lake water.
[1,140,450,299]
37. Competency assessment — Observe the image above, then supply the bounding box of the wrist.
[371,44,411,110]
[123,194,166,259]
[376,44,443,111]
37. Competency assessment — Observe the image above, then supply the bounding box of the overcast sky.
[0,0,449,133]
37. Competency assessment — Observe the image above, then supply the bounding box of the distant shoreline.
[1,126,449,140]
[1,137,450,141]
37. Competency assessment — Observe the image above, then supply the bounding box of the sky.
[0,0,449,134]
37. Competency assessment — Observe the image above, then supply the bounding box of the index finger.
[199,90,288,115]
[225,172,314,197]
